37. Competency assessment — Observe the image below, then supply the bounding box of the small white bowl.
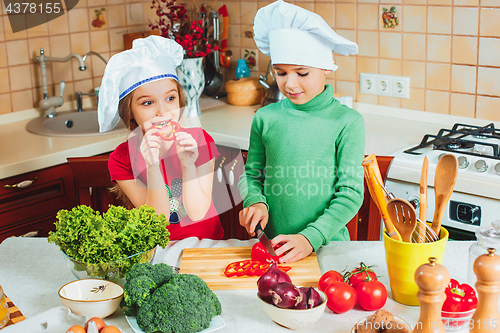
[58,279,124,318]
[257,289,327,330]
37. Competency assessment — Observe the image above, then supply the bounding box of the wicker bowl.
[225,77,264,106]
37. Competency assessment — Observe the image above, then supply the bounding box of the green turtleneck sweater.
[238,84,365,251]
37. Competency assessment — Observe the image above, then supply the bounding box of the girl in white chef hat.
[239,0,365,262]
[98,35,223,241]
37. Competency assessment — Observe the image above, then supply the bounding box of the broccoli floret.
[123,275,156,309]
[126,262,155,281]
[126,262,175,286]
[136,274,222,333]
[150,263,175,286]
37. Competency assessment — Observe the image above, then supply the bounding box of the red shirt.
[109,127,223,240]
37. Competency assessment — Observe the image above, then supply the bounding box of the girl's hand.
[239,203,268,236]
[271,234,313,264]
[174,131,198,168]
[140,127,163,166]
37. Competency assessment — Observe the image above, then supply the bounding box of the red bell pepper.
[251,242,282,264]
[442,279,478,313]
[441,279,478,328]
[153,120,181,141]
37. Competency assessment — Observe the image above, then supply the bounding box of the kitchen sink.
[26,109,127,137]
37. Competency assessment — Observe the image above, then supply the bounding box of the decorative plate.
[125,315,225,333]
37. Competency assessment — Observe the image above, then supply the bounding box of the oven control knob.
[408,197,420,210]
[458,156,469,169]
[438,153,447,161]
[495,163,500,176]
[474,159,488,173]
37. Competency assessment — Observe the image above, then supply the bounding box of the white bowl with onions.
[256,263,327,330]
[257,289,327,330]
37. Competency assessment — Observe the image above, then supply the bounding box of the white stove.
[385,123,500,240]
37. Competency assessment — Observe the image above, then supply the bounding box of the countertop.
[0,237,473,333]
[1,96,499,179]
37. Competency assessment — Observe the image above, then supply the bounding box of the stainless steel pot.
[259,60,285,107]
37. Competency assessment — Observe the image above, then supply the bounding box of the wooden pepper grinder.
[470,248,500,333]
[413,257,450,333]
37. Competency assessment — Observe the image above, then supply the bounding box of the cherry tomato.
[318,270,344,292]
[324,282,358,314]
[251,242,282,264]
[348,264,377,289]
[356,280,388,311]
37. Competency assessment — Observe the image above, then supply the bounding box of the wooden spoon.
[431,154,458,237]
[418,156,429,243]
[387,198,418,243]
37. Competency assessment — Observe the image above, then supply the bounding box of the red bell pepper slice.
[442,279,478,313]
[251,242,282,264]
[224,260,252,277]
[153,120,181,141]
[224,260,292,278]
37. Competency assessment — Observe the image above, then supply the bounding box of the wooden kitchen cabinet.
[212,145,250,240]
[0,163,77,242]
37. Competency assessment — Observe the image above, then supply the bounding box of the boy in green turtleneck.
[238,0,365,263]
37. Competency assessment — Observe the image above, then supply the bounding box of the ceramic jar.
[176,57,205,117]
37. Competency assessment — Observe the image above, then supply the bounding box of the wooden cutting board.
[179,247,321,291]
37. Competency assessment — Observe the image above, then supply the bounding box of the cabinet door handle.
[4,177,38,188]
[229,160,238,186]
[217,157,226,183]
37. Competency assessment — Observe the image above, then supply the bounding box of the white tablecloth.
[0,237,474,332]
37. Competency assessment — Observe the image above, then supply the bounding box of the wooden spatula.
[431,154,458,237]
[387,198,417,243]
[418,156,429,243]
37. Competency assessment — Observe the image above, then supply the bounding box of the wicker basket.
[225,77,265,106]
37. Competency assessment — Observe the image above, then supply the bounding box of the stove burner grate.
[404,123,500,159]
[433,140,475,152]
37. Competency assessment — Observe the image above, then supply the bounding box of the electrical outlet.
[377,77,391,96]
[359,73,377,95]
[391,76,410,99]
[359,73,410,99]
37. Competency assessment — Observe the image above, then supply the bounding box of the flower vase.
[176,57,205,117]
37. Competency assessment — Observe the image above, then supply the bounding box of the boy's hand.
[239,203,268,236]
[271,234,313,264]
[175,131,198,168]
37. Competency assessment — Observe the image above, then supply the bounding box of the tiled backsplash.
[1,0,499,122]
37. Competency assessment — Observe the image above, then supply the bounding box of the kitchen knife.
[255,222,276,256]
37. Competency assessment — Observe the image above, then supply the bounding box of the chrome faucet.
[36,48,87,117]
[82,51,108,65]
[76,91,95,112]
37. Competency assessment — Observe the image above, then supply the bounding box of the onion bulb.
[295,287,322,309]
[270,282,302,308]
[257,262,292,301]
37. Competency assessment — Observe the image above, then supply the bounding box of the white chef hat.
[98,35,184,132]
[253,0,358,71]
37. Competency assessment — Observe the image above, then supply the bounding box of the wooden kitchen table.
[0,237,473,333]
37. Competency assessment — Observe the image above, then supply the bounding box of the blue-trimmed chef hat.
[98,35,184,132]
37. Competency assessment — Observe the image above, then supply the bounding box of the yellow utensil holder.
[383,226,449,306]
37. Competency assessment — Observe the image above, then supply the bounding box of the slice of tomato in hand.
[348,263,377,289]
[325,282,358,314]
[318,270,344,292]
[356,279,388,311]
[251,242,282,264]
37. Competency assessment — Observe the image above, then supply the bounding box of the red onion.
[257,262,292,300]
[271,282,302,308]
[295,287,322,309]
